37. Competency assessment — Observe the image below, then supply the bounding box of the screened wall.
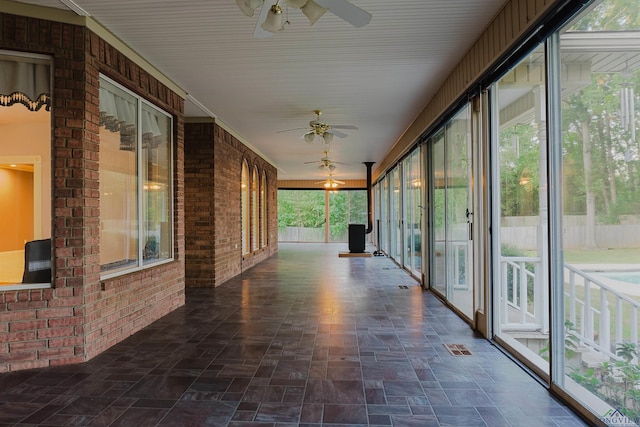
[372,0,640,422]
[278,189,367,243]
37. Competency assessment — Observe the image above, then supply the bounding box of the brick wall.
[0,12,185,371]
[0,14,89,371]
[184,122,278,287]
[184,122,216,287]
[83,28,186,360]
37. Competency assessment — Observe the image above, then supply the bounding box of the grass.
[562,250,640,341]
[563,248,640,264]
[564,285,640,339]
[508,248,640,344]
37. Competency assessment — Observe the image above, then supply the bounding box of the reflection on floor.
[0,243,589,426]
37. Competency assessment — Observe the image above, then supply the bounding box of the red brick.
[9,320,47,332]
[0,331,36,343]
[9,340,47,352]
[37,326,74,339]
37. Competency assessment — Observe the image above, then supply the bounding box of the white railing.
[451,240,470,290]
[500,257,640,359]
[501,257,545,331]
[565,264,640,358]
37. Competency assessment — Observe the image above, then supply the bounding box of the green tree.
[561,2,640,237]
[277,190,325,230]
[499,124,540,216]
[329,190,367,240]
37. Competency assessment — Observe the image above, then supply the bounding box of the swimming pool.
[597,272,640,285]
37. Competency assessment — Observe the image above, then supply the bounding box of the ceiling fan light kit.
[277,109,357,143]
[301,0,328,25]
[261,3,284,32]
[286,0,309,8]
[317,174,345,189]
[236,0,263,17]
[238,0,372,37]
[305,150,344,174]
[304,132,315,143]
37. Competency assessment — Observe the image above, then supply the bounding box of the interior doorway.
[0,157,42,283]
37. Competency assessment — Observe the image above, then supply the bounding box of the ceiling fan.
[316,174,345,188]
[304,150,345,171]
[236,0,372,38]
[277,110,358,143]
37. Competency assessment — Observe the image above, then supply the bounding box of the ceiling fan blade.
[331,124,358,130]
[331,129,349,138]
[315,0,371,28]
[253,0,275,38]
[335,180,345,184]
[276,127,307,133]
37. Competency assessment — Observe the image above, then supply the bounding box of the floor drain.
[444,343,473,356]
[398,285,409,289]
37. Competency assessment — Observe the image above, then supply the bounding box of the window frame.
[241,160,250,255]
[251,166,259,251]
[99,74,174,280]
[261,171,267,248]
[0,51,53,289]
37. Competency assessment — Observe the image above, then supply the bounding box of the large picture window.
[491,45,550,375]
[0,52,52,287]
[99,76,173,277]
[241,160,250,254]
[251,166,259,251]
[261,172,267,247]
[556,2,640,419]
[277,189,366,243]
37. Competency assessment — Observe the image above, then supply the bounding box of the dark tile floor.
[0,243,589,426]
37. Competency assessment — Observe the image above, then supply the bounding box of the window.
[241,160,249,254]
[251,166,259,251]
[0,52,52,286]
[277,190,326,242]
[328,190,367,242]
[557,2,640,419]
[99,76,173,277]
[491,44,550,374]
[381,176,389,253]
[389,166,402,260]
[403,148,422,276]
[277,189,367,243]
[261,172,267,247]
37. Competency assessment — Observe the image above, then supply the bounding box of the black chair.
[21,238,52,284]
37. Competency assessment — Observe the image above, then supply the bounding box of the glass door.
[403,149,423,277]
[446,106,474,319]
[381,177,389,254]
[555,2,640,418]
[491,43,550,376]
[389,166,402,262]
[431,132,446,296]
[429,107,474,320]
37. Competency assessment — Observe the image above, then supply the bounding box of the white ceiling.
[13,0,507,180]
